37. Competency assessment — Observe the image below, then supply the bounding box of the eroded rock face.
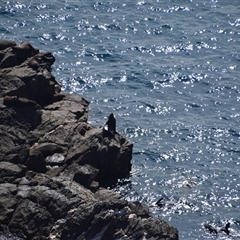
[0,40,178,240]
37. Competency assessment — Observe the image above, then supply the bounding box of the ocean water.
[1,1,240,239]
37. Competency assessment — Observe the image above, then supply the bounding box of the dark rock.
[65,127,133,184]
[129,201,151,218]
[0,231,25,240]
[0,183,18,224]
[0,40,179,240]
[0,162,26,183]
[8,199,53,239]
[0,74,25,99]
[72,164,99,187]
[4,154,21,164]
[48,198,178,240]
[89,181,99,191]
[43,93,89,121]
[143,218,179,240]
[64,163,99,188]
[94,187,122,201]
[0,50,17,68]
[46,165,66,178]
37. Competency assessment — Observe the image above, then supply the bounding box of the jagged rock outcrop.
[0,40,178,240]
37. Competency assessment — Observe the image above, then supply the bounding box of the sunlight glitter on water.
[1,0,240,238]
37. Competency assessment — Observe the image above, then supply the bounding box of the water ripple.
[2,0,240,238]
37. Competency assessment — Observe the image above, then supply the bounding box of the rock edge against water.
[0,39,178,240]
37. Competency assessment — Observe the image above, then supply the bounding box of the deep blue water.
[1,1,240,239]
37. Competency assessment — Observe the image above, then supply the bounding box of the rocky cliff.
[0,39,178,240]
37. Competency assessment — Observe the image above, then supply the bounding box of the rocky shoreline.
[0,40,178,240]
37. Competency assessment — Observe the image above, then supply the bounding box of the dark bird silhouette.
[156,197,164,208]
[104,113,116,135]
[220,222,230,235]
[203,223,218,234]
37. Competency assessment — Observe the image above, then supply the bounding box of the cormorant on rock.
[104,113,116,135]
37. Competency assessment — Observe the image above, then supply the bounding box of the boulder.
[0,162,26,183]
[0,183,18,224]
[62,163,99,188]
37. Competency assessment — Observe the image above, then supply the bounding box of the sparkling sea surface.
[1,1,240,239]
